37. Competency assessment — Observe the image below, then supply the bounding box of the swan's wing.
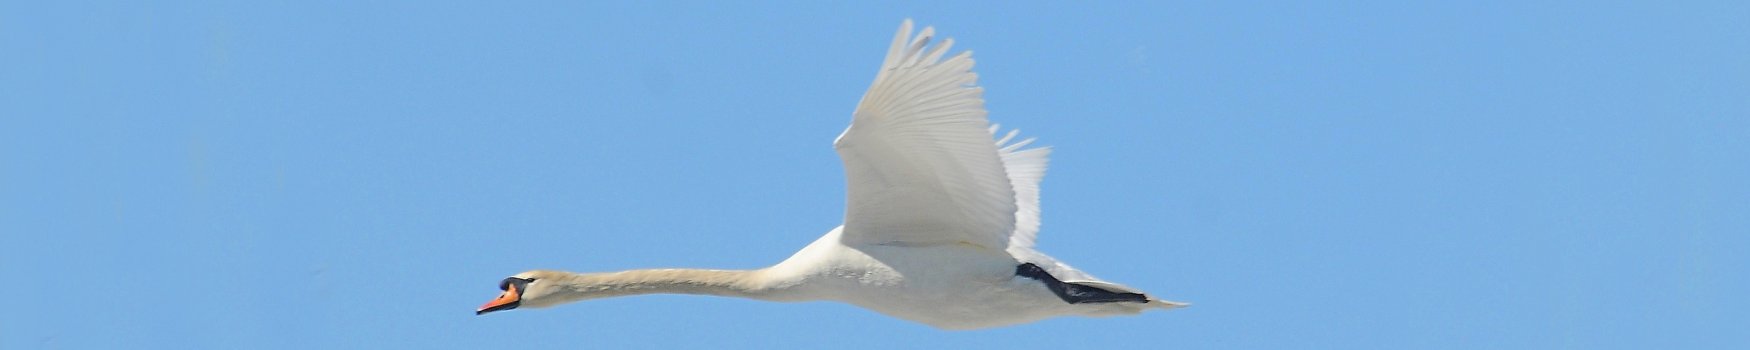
[994,129,1136,289]
[997,135,1159,298]
[991,125,1050,250]
[834,20,1015,249]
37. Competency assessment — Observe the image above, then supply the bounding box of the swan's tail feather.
[1149,299,1189,309]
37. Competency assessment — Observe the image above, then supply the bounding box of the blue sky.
[3,1,1747,348]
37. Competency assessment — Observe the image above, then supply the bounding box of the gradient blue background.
[3,1,1746,348]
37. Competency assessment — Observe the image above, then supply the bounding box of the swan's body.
[478,20,1185,330]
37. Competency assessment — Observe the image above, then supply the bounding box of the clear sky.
[3,1,1746,349]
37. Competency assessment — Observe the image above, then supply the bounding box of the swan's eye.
[499,277,535,291]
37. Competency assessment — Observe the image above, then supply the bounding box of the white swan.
[476,19,1186,330]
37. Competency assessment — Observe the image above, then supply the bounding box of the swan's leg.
[1015,263,1148,304]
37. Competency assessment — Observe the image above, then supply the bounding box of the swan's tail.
[1148,298,1190,309]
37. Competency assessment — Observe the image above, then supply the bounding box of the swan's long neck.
[537,268,792,306]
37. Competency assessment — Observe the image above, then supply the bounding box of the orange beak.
[476,283,522,315]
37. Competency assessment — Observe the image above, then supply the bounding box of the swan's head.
[476,270,565,315]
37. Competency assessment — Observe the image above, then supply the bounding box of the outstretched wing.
[834,20,1015,250]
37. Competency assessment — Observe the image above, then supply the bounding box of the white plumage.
[478,19,1185,330]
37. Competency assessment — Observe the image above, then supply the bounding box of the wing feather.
[835,20,1015,249]
[835,20,1147,295]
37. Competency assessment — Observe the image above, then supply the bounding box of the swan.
[476,19,1187,330]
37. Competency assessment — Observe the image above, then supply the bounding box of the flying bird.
[477,19,1186,330]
